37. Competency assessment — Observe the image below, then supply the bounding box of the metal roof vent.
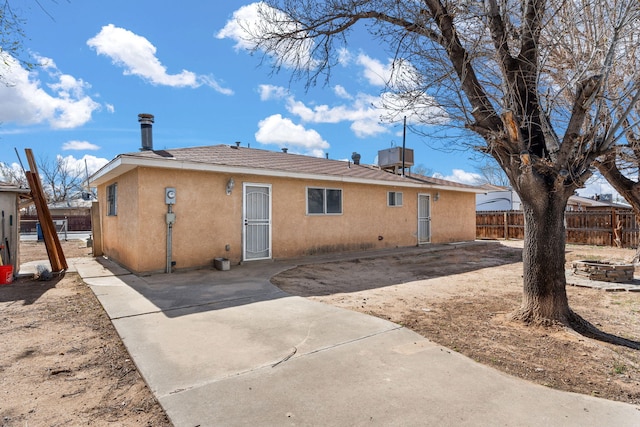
[282,148,288,153]
[351,152,361,165]
[138,113,154,151]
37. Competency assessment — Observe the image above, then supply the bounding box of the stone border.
[566,270,640,292]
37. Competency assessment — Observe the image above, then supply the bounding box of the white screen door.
[243,184,272,260]
[418,194,431,245]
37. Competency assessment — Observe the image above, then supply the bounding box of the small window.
[388,191,403,207]
[307,187,342,215]
[107,183,117,216]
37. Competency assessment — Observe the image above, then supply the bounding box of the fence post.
[504,211,508,240]
[612,208,623,248]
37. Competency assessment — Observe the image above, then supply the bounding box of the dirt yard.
[0,240,171,426]
[2,240,638,426]
[272,241,640,405]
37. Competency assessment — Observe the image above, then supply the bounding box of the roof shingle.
[109,144,481,191]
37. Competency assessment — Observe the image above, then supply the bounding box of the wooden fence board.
[477,209,640,248]
[20,215,91,232]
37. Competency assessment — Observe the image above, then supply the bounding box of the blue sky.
[0,1,615,197]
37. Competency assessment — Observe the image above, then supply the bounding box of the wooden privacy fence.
[476,209,640,248]
[20,215,92,233]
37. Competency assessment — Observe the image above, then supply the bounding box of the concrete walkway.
[37,247,640,426]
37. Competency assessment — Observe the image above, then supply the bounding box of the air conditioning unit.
[378,147,414,169]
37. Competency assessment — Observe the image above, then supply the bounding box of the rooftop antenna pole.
[84,158,94,199]
[14,147,27,176]
[402,116,407,177]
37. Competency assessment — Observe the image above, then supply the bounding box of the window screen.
[107,183,117,216]
[388,191,403,206]
[307,187,342,214]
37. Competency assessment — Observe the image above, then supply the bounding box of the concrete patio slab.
[160,327,639,427]
[66,254,640,427]
[112,294,401,398]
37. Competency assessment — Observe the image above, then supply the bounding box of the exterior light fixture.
[226,178,235,195]
[434,192,440,201]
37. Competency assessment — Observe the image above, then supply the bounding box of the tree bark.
[510,194,572,325]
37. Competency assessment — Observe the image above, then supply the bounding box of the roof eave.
[90,155,482,193]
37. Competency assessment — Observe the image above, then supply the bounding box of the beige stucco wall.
[430,189,477,243]
[98,167,476,274]
[99,169,141,271]
[272,179,418,258]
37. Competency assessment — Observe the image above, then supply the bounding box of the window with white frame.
[388,191,403,207]
[107,183,117,216]
[307,187,342,214]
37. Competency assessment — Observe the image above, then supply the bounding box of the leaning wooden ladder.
[24,149,67,273]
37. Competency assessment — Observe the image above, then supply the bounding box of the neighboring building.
[47,198,93,217]
[477,184,630,211]
[20,197,94,233]
[476,184,521,211]
[89,117,483,274]
[565,194,630,211]
[0,182,30,277]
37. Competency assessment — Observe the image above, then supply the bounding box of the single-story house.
[476,184,522,211]
[565,194,630,211]
[90,118,483,274]
[48,198,93,217]
[477,184,630,212]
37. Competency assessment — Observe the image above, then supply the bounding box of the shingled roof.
[91,144,483,193]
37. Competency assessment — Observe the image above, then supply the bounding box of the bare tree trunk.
[510,196,571,325]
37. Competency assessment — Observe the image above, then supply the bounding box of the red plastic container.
[0,265,13,285]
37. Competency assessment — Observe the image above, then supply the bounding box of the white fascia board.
[0,187,30,194]
[90,156,482,193]
[89,157,127,186]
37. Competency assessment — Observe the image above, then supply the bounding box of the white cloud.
[0,52,100,129]
[263,87,446,140]
[258,84,289,101]
[255,114,329,156]
[82,155,110,175]
[62,141,100,151]
[59,154,109,176]
[217,2,317,69]
[333,85,352,100]
[433,169,482,185]
[105,103,115,113]
[252,56,446,140]
[283,92,410,138]
[577,175,619,199]
[216,3,264,51]
[87,24,196,87]
[350,118,387,138]
[199,75,234,95]
[357,53,421,91]
[287,94,381,126]
[378,91,449,126]
[88,24,233,94]
[357,54,389,87]
[0,162,24,181]
[337,48,353,66]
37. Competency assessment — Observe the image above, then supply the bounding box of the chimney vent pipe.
[282,148,288,153]
[351,152,361,165]
[138,113,154,151]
